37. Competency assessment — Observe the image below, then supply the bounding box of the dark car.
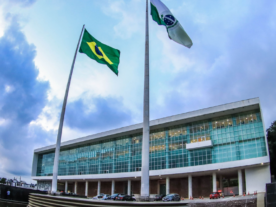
[106,193,120,200]
[209,192,220,199]
[162,194,180,201]
[115,194,135,201]
[154,194,166,201]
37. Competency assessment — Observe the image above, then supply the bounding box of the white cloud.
[0,6,5,37]
[0,0,35,37]
[0,118,8,126]
[61,126,90,142]
[4,85,14,93]
[0,4,10,38]
[101,0,144,39]
[156,29,194,72]
[30,101,60,132]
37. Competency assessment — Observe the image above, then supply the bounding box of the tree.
[267,121,276,178]
[0,178,6,184]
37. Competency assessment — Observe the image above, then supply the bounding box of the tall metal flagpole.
[51,24,85,193]
[141,0,150,199]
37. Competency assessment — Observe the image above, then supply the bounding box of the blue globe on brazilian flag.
[79,29,120,75]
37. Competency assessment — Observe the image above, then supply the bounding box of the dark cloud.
[0,20,49,127]
[65,96,133,132]
[0,19,51,177]
[151,1,276,128]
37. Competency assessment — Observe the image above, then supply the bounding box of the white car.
[92,193,104,200]
[92,194,110,200]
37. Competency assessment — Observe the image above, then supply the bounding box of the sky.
[0,0,276,183]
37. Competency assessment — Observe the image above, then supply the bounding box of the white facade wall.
[245,165,271,193]
[32,153,38,177]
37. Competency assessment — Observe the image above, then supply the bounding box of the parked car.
[106,193,120,200]
[101,194,111,200]
[154,194,165,201]
[92,193,107,200]
[209,192,220,199]
[115,194,135,201]
[162,194,180,201]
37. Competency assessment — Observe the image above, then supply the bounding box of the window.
[150,131,165,140]
[190,123,209,133]
[212,118,233,129]
[36,110,266,176]
[190,133,211,143]
[236,114,257,125]
[169,126,187,137]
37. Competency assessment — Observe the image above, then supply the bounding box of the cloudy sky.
[0,0,276,183]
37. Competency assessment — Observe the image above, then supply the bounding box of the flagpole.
[141,0,150,200]
[51,24,85,193]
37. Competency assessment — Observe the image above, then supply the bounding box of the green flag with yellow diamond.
[79,29,120,75]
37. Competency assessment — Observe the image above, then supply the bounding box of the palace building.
[32,98,271,197]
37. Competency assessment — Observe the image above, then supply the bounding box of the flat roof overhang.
[34,98,260,154]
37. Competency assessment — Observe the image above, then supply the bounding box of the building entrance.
[160,184,166,195]
[222,175,239,196]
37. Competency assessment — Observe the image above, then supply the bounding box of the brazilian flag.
[79,29,120,75]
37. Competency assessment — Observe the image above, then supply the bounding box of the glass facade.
[36,110,267,176]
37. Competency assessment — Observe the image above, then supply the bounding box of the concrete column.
[188,175,192,198]
[128,180,131,195]
[97,181,101,195]
[111,180,115,195]
[65,181,68,193]
[238,169,243,195]
[219,175,223,190]
[74,181,77,194]
[166,177,170,195]
[85,181,88,196]
[157,180,160,195]
[212,172,217,192]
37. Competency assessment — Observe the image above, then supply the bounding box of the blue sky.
[0,0,276,183]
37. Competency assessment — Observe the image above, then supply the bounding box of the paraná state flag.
[79,29,120,75]
[150,0,193,48]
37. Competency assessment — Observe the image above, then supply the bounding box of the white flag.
[150,0,193,48]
